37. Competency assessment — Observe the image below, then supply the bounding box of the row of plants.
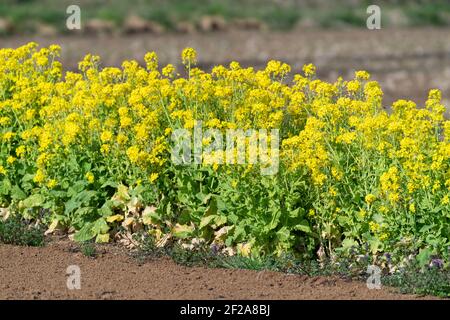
[1,217,447,297]
[0,43,449,277]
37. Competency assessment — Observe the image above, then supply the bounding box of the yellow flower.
[441,195,450,205]
[149,173,159,183]
[0,165,6,175]
[100,130,113,143]
[117,133,128,145]
[369,221,380,233]
[336,131,357,144]
[329,186,338,197]
[33,169,45,184]
[120,116,132,128]
[237,242,252,257]
[164,127,172,136]
[365,194,376,205]
[355,70,370,81]
[6,156,16,164]
[47,179,58,189]
[0,116,10,125]
[126,146,140,163]
[144,51,158,71]
[347,80,360,93]
[379,233,388,241]
[162,64,176,77]
[85,172,95,184]
[15,145,26,158]
[358,209,367,219]
[100,144,110,154]
[302,63,316,77]
[2,131,14,141]
[181,47,197,66]
[331,167,343,181]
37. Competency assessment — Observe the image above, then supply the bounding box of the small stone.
[36,23,58,37]
[0,18,13,35]
[231,18,267,31]
[84,19,115,35]
[175,21,196,34]
[123,15,164,34]
[198,15,227,32]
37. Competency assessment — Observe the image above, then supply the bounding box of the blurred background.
[1,0,450,108]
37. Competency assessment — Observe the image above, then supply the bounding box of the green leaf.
[100,181,117,189]
[294,220,311,233]
[73,222,95,242]
[341,238,358,250]
[337,216,350,227]
[91,218,109,234]
[22,194,45,208]
[0,178,12,195]
[21,174,35,183]
[172,224,195,239]
[65,191,97,215]
[99,204,113,217]
[199,215,216,229]
[276,226,291,242]
[11,185,27,200]
[416,248,432,267]
[289,208,300,219]
[368,237,382,254]
[215,215,227,227]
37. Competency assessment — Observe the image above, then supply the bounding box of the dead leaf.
[127,196,143,216]
[214,225,232,242]
[96,233,110,243]
[122,217,134,230]
[142,206,157,225]
[156,233,172,248]
[0,207,10,221]
[44,219,64,235]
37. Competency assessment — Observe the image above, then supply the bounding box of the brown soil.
[0,241,436,300]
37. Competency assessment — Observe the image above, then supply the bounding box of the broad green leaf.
[172,223,195,239]
[11,185,27,200]
[22,194,45,208]
[73,222,95,242]
[416,248,432,267]
[199,215,216,229]
[294,220,311,233]
[91,218,109,234]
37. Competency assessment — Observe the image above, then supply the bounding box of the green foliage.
[80,241,97,258]
[404,2,450,26]
[3,0,450,34]
[383,264,450,298]
[0,215,44,246]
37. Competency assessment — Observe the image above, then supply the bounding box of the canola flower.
[0,43,449,264]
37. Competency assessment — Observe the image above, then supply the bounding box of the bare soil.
[0,241,436,300]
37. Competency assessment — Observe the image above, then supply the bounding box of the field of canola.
[0,43,449,268]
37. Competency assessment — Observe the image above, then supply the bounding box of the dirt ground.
[2,28,450,108]
[0,241,437,300]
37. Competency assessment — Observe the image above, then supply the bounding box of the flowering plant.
[0,43,448,266]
